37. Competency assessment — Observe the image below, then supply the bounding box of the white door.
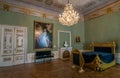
[0,26,14,66]
[14,27,27,65]
[0,25,27,66]
[1,26,14,56]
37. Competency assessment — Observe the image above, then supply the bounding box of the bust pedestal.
[60,47,72,60]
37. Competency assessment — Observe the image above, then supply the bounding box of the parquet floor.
[0,59,120,78]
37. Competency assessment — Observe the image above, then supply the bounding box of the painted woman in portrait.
[35,23,53,49]
[36,28,52,48]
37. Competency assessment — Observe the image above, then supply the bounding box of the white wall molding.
[58,30,71,58]
[115,53,120,64]
[58,30,71,49]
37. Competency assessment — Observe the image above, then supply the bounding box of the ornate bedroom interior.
[0,0,120,78]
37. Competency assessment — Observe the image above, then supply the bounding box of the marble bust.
[64,41,68,47]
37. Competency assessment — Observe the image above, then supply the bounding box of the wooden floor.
[0,59,120,78]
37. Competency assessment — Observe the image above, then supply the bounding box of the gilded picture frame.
[75,36,80,43]
[34,21,53,50]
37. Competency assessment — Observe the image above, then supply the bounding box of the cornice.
[84,0,120,21]
[0,1,58,20]
[0,1,84,22]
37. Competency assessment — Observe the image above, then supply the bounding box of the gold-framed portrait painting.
[75,36,80,43]
[34,21,53,50]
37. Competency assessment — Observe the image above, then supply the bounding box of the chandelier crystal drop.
[59,3,80,26]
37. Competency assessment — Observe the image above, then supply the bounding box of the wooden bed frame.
[91,41,116,54]
[72,41,116,72]
[85,41,116,71]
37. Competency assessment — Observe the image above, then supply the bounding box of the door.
[1,26,14,56]
[0,25,27,66]
[14,27,27,65]
[0,26,14,66]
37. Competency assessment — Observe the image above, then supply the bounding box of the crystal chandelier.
[59,0,80,26]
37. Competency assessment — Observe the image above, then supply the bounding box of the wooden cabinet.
[0,25,27,66]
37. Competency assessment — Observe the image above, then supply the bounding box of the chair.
[71,49,84,73]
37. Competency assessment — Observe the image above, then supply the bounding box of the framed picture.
[75,36,80,43]
[34,21,53,50]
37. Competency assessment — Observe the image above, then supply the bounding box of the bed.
[72,41,116,71]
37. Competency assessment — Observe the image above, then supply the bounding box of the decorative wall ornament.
[36,0,43,2]
[3,4,10,11]
[5,34,11,48]
[45,0,53,5]
[14,28,26,54]
[42,13,47,18]
[4,28,13,49]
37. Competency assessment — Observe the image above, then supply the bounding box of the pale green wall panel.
[59,33,70,48]
[71,22,85,50]
[51,20,72,50]
[0,10,69,52]
[0,10,34,53]
[85,11,120,52]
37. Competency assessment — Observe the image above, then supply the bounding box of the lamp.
[59,0,80,26]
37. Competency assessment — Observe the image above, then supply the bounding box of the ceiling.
[1,0,119,15]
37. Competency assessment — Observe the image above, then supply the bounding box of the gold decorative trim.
[45,0,53,5]
[0,1,84,22]
[0,1,58,20]
[90,41,116,54]
[42,13,47,18]
[85,0,120,21]
[84,42,116,71]
[3,4,10,11]
[71,49,84,73]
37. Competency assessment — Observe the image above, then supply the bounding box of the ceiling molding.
[82,0,118,15]
[1,0,118,15]
[0,0,118,21]
[0,1,58,20]
[0,1,84,22]
[84,0,120,21]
